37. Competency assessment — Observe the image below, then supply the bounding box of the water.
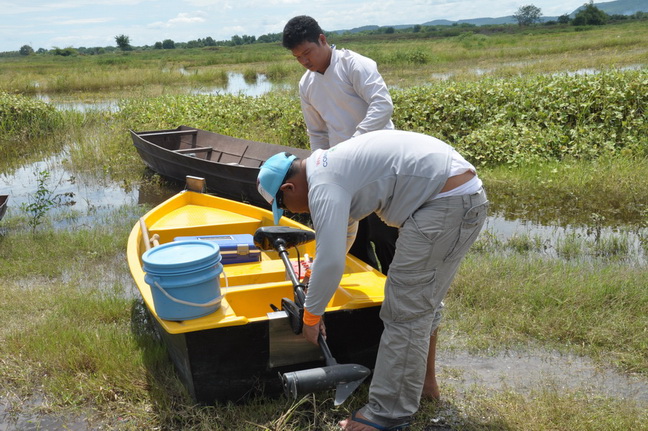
[35,94,120,113]
[0,149,177,228]
[2,145,645,266]
[427,63,646,82]
[4,71,645,262]
[2,82,646,428]
[32,72,291,112]
[438,348,648,403]
[192,72,291,97]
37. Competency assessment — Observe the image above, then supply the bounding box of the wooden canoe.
[129,126,311,209]
[127,186,385,404]
[0,195,8,221]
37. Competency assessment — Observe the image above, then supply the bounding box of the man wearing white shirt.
[282,14,398,276]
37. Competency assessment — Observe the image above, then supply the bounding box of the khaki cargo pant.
[360,188,488,427]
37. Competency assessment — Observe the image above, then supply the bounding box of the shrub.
[0,92,64,140]
[117,69,647,167]
[392,69,648,166]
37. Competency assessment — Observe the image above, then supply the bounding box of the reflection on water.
[482,214,646,264]
[0,150,178,227]
[426,64,645,82]
[35,94,120,113]
[191,72,291,97]
[34,72,291,112]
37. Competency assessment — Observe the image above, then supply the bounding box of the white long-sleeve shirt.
[299,47,394,151]
[304,130,479,316]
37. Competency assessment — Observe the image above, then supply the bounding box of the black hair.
[282,15,324,50]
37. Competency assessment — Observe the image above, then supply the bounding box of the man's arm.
[301,185,355,344]
[350,56,393,136]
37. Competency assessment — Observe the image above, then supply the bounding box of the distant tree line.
[513,1,647,27]
[4,2,646,57]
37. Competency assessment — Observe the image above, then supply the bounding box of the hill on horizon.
[334,0,646,33]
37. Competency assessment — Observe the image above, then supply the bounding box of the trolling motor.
[253,226,371,406]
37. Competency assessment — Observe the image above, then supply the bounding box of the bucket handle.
[152,270,229,308]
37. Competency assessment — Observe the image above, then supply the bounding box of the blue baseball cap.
[257,152,297,225]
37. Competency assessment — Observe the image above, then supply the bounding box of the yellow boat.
[127,180,386,403]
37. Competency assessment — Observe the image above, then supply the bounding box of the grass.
[447,249,648,374]
[482,155,648,227]
[0,19,647,430]
[0,216,645,429]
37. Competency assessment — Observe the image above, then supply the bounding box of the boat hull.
[127,190,386,403]
[130,126,311,209]
[152,305,383,403]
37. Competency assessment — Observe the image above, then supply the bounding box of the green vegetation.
[115,69,647,166]
[117,92,307,148]
[20,169,75,232]
[393,70,647,165]
[111,70,647,229]
[2,3,646,56]
[483,156,648,226]
[574,2,611,26]
[1,21,646,94]
[0,92,65,139]
[450,245,648,373]
[0,19,646,430]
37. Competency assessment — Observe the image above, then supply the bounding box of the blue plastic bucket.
[142,240,223,321]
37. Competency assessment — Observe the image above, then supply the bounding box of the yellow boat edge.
[127,190,386,335]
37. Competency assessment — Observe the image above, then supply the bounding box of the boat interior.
[137,128,267,167]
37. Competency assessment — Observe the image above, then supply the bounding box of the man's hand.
[302,319,326,345]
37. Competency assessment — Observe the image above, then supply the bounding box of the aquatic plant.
[21,169,75,232]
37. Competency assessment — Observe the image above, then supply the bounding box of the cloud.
[183,0,232,7]
[148,12,207,28]
[169,12,207,24]
[266,0,301,4]
[222,25,246,35]
[0,1,600,53]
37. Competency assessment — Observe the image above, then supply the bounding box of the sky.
[0,0,591,53]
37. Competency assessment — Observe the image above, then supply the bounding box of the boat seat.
[139,129,198,137]
[147,204,263,244]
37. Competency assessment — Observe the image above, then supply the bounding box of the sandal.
[347,410,409,431]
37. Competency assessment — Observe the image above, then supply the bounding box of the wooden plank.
[175,147,213,154]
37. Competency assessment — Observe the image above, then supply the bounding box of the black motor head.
[253,226,315,251]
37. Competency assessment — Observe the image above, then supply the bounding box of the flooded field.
[1,142,645,265]
[1,60,646,430]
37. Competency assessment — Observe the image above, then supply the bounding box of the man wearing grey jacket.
[257,130,488,430]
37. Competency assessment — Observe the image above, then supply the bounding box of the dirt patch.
[437,348,647,403]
